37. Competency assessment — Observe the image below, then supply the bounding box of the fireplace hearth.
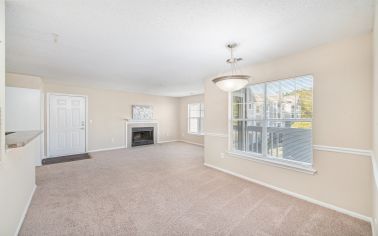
[131,127,154,147]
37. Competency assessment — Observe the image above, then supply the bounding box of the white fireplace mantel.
[125,119,158,124]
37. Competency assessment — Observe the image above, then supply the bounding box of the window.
[231,75,313,167]
[188,103,204,134]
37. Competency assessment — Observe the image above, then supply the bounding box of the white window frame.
[227,75,316,174]
[188,103,204,135]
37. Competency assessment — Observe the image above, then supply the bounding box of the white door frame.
[46,93,89,158]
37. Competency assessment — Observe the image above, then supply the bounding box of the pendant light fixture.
[212,43,250,92]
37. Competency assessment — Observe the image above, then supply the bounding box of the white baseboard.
[88,142,180,152]
[179,140,204,146]
[371,155,378,236]
[15,184,36,236]
[88,146,126,153]
[157,140,179,144]
[55,140,202,154]
[372,218,376,236]
[158,140,204,146]
[372,154,378,189]
[204,163,371,223]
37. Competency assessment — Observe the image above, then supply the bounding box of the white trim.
[46,93,89,157]
[126,120,159,124]
[371,159,376,233]
[124,120,128,148]
[204,163,371,222]
[88,145,125,153]
[187,132,204,136]
[205,132,373,158]
[228,92,233,151]
[227,151,316,174]
[37,92,44,166]
[157,122,160,143]
[15,184,36,236]
[88,141,183,153]
[46,94,50,157]
[204,132,228,138]
[313,145,372,157]
[85,95,89,155]
[157,140,179,144]
[371,153,378,189]
[372,218,376,236]
[88,141,188,152]
[180,140,204,146]
[372,153,378,189]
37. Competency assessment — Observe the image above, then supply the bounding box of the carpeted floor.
[20,142,371,236]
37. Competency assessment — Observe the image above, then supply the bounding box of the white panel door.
[49,94,86,157]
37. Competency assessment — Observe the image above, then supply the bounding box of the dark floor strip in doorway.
[42,153,91,165]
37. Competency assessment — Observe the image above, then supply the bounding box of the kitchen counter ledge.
[5,130,43,149]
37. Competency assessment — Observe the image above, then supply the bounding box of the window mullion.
[262,84,267,157]
[243,88,247,152]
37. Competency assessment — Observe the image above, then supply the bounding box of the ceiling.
[5,0,374,97]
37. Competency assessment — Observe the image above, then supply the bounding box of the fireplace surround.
[125,120,158,148]
[132,127,154,147]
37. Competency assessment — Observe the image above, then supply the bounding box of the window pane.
[190,103,201,111]
[232,89,245,119]
[266,81,280,119]
[232,120,245,151]
[190,109,201,118]
[266,76,313,119]
[233,103,244,119]
[280,79,296,119]
[189,118,200,133]
[246,84,265,120]
[246,120,263,154]
[188,103,204,134]
[267,121,312,164]
[199,118,204,133]
[296,76,313,119]
[232,89,245,103]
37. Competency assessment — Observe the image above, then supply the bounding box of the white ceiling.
[5,0,374,97]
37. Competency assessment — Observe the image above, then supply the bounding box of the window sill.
[226,151,317,175]
[188,132,204,136]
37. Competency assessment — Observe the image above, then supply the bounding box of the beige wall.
[6,73,44,90]
[373,0,378,233]
[178,94,204,145]
[4,74,181,153]
[0,140,38,236]
[204,33,373,217]
[0,0,4,157]
[43,81,180,153]
[5,73,182,155]
[0,1,38,235]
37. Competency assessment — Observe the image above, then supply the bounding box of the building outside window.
[231,75,313,167]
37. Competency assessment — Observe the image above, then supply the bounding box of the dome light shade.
[212,43,250,92]
[213,75,249,92]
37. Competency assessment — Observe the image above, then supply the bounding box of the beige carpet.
[20,142,371,236]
